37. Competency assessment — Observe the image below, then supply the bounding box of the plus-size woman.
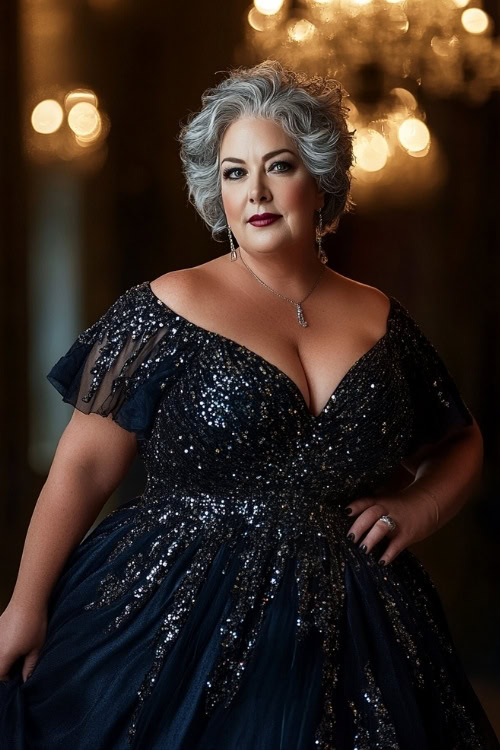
[1,60,498,749]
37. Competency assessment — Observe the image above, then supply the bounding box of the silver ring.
[378,514,397,532]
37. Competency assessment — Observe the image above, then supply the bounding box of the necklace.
[238,251,326,328]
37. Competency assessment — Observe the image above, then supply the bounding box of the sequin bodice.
[138,293,410,520]
[46,280,474,748]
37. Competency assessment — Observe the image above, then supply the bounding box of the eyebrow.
[220,148,296,166]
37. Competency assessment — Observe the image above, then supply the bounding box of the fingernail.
[346,532,355,542]
[342,507,353,516]
[360,544,367,553]
[378,559,386,566]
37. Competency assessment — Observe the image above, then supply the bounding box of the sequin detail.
[47,281,479,748]
[348,660,399,749]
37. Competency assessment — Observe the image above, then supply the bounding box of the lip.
[248,213,282,226]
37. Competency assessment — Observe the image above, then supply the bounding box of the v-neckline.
[144,281,395,421]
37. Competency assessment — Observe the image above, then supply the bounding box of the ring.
[378,514,397,532]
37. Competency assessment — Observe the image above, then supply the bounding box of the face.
[219,117,324,256]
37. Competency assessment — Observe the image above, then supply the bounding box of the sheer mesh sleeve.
[391,297,474,455]
[46,282,195,441]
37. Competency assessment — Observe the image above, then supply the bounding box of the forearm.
[8,468,111,614]
[402,425,483,532]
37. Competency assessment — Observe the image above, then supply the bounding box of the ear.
[316,186,326,211]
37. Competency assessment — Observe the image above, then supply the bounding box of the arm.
[8,409,137,614]
[400,417,483,531]
[345,418,483,564]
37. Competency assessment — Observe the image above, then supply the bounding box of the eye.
[222,167,245,180]
[222,161,293,180]
[270,160,292,172]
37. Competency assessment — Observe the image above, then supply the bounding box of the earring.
[317,209,328,264]
[228,225,238,261]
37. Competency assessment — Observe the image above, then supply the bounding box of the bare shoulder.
[149,265,210,310]
[332,272,391,337]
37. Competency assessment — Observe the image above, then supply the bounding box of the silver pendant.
[296,303,308,327]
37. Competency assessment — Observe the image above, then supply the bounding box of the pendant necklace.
[238,251,326,328]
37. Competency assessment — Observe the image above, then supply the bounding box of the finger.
[357,516,394,555]
[342,497,379,517]
[378,538,406,566]
[345,503,389,543]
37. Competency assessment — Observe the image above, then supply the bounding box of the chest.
[141,331,414,501]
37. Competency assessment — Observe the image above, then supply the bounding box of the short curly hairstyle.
[177,59,356,241]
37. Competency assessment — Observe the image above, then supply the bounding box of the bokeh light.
[353,129,389,172]
[31,100,64,134]
[253,0,284,16]
[288,19,316,42]
[461,8,489,35]
[398,117,430,152]
[67,102,101,140]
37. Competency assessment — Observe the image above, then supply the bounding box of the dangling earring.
[227,225,238,261]
[317,209,328,264]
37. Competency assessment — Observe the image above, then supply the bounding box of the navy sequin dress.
[1,280,499,749]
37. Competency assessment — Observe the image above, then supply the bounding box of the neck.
[235,244,324,300]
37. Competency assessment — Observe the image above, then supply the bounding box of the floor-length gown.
[1,280,498,749]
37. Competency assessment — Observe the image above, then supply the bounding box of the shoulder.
[149,260,224,315]
[331,272,392,338]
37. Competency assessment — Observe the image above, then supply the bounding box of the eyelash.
[222,161,293,180]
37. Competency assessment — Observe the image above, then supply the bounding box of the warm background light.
[64,89,98,111]
[253,0,284,16]
[398,117,430,152]
[31,99,64,134]
[353,129,389,172]
[248,8,267,31]
[288,19,316,42]
[390,87,418,112]
[461,8,489,35]
[67,102,101,139]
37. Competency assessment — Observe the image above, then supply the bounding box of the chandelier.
[241,0,500,200]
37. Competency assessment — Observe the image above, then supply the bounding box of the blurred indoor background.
[1,0,499,733]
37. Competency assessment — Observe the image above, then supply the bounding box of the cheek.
[281,178,316,210]
[221,185,242,220]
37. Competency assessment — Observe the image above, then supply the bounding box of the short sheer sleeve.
[390,297,474,454]
[46,281,196,441]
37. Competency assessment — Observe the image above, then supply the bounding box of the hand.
[0,602,48,683]
[344,485,440,566]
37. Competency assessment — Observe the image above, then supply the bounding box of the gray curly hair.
[177,59,356,241]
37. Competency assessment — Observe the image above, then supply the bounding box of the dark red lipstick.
[248,213,282,226]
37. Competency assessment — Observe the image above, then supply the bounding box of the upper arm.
[150,268,202,313]
[401,415,482,476]
[49,409,138,499]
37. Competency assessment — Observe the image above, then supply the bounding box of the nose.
[248,172,271,204]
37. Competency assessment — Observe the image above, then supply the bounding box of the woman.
[0,60,498,749]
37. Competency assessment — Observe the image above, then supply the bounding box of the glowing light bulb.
[390,87,417,111]
[431,35,460,58]
[288,19,316,42]
[254,0,284,15]
[248,8,266,30]
[31,100,64,134]
[461,8,489,34]
[64,89,98,111]
[452,0,469,8]
[353,129,389,172]
[398,117,430,152]
[67,102,101,138]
